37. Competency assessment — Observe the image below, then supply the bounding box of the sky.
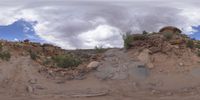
[0,0,200,49]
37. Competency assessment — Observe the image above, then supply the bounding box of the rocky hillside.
[1,26,200,100]
[123,26,200,73]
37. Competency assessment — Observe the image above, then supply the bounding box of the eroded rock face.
[138,49,154,69]
[159,26,182,34]
[95,49,150,80]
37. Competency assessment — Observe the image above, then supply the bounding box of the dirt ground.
[1,49,200,100]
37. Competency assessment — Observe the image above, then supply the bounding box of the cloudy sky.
[0,0,200,49]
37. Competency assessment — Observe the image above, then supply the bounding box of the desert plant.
[123,31,134,49]
[142,30,148,35]
[0,51,11,61]
[163,32,173,40]
[30,52,37,60]
[186,40,194,49]
[94,45,105,53]
[197,50,200,57]
[52,54,81,68]
[0,43,2,51]
[28,50,38,60]
[195,42,200,49]
[133,34,147,40]
[43,59,52,66]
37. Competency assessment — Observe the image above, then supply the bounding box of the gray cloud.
[1,0,200,49]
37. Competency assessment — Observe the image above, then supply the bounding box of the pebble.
[179,62,184,66]
[29,79,37,84]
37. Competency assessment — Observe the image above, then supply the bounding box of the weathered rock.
[138,49,154,69]
[26,85,34,93]
[165,92,173,96]
[87,61,100,69]
[149,47,161,54]
[190,67,200,78]
[147,63,154,69]
[29,79,37,84]
[179,62,184,66]
[151,90,160,95]
[35,85,45,90]
[159,26,182,34]
[95,49,150,80]
[138,49,150,64]
[128,64,150,80]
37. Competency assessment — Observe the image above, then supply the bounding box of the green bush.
[197,50,200,57]
[43,58,52,66]
[28,50,38,60]
[123,31,147,49]
[186,40,194,48]
[52,54,81,68]
[133,34,147,40]
[94,45,105,53]
[30,52,37,60]
[142,30,148,35]
[196,43,200,49]
[123,32,134,49]
[0,51,11,61]
[163,32,173,40]
[0,43,2,51]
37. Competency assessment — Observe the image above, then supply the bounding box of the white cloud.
[14,38,19,41]
[78,24,123,48]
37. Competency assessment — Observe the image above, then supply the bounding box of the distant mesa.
[159,26,182,34]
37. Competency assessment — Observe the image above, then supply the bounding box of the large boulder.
[87,61,100,69]
[159,26,182,34]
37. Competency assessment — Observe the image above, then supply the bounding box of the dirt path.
[1,49,200,100]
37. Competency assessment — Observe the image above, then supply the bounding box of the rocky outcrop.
[159,26,182,34]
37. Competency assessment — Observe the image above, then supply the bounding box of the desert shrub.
[30,52,37,60]
[197,50,200,57]
[28,50,38,60]
[0,43,2,51]
[52,54,81,68]
[195,42,200,49]
[186,40,194,49]
[123,31,147,49]
[43,58,52,66]
[0,51,11,61]
[163,32,173,40]
[123,31,134,49]
[94,45,105,53]
[133,34,147,40]
[180,34,189,39]
[142,30,148,35]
